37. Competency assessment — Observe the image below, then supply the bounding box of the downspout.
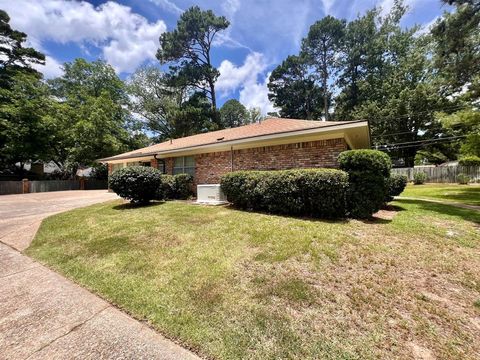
[230,146,234,172]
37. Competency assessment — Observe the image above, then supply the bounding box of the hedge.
[109,166,162,204]
[458,156,480,166]
[339,150,392,218]
[221,169,349,218]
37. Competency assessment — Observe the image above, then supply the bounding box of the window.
[173,156,195,176]
[157,160,166,174]
[111,163,124,173]
[126,161,151,167]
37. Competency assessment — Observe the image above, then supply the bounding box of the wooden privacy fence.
[0,179,108,195]
[391,166,480,183]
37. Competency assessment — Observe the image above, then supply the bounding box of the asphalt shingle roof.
[101,117,361,161]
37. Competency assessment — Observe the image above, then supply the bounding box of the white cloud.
[320,0,336,15]
[35,55,63,79]
[217,52,267,94]
[0,0,167,74]
[148,0,183,15]
[239,73,276,115]
[217,52,276,114]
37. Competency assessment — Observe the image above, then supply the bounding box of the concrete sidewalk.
[0,191,200,360]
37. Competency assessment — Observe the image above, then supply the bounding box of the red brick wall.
[191,138,347,184]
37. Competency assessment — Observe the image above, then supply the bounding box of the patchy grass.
[401,183,480,206]
[27,200,480,359]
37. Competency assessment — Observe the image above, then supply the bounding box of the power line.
[374,135,466,148]
[374,136,466,151]
[372,130,416,138]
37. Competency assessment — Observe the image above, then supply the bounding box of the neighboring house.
[100,118,370,184]
[18,161,62,176]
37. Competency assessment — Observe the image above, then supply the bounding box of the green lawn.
[401,183,480,206]
[27,200,480,359]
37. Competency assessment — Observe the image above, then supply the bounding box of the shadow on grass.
[112,201,165,211]
[394,198,480,224]
[223,204,351,225]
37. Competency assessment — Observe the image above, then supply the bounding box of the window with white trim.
[173,156,195,176]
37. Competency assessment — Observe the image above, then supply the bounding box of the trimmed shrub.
[221,169,349,218]
[159,174,194,200]
[385,174,408,202]
[413,172,427,185]
[109,166,162,204]
[338,150,392,219]
[173,173,194,199]
[459,156,480,166]
[457,173,470,185]
[158,175,175,200]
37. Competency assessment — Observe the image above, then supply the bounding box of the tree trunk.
[322,47,329,121]
[209,79,222,128]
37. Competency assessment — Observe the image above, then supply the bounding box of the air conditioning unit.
[196,184,228,205]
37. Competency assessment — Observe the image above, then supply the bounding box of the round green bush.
[457,173,470,185]
[458,156,480,166]
[109,166,162,204]
[338,150,392,218]
[221,169,349,218]
[385,174,408,202]
[337,149,392,177]
[413,172,427,185]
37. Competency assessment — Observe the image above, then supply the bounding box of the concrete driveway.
[0,190,118,251]
[0,191,200,360]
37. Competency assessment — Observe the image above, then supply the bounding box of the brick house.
[100,118,370,184]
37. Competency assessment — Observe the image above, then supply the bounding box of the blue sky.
[0,0,449,113]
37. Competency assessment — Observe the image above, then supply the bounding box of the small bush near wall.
[159,174,194,200]
[458,156,480,166]
[221,169,349,218]
[457,173,470,185]
[413,172,427,185]
[338,150,392,219]
[109,166,162,204]
[385,174,408,202]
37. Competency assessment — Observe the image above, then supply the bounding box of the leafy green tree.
[268,55,324,119]
[0,10,48,175]
[438,109,480,156]
[334,8,380,119]
[48,58,126,103]
[247,107,264,123]
[431,0,480,93]
[157,6,229,127]
[301,16,345,119]
[48,59,147,168]
[128,65,217,140]
[0,10,44,87]
[0,73,54,175]
[168,91,215,138]
[220,99,248,128]
[127,66,179,138]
